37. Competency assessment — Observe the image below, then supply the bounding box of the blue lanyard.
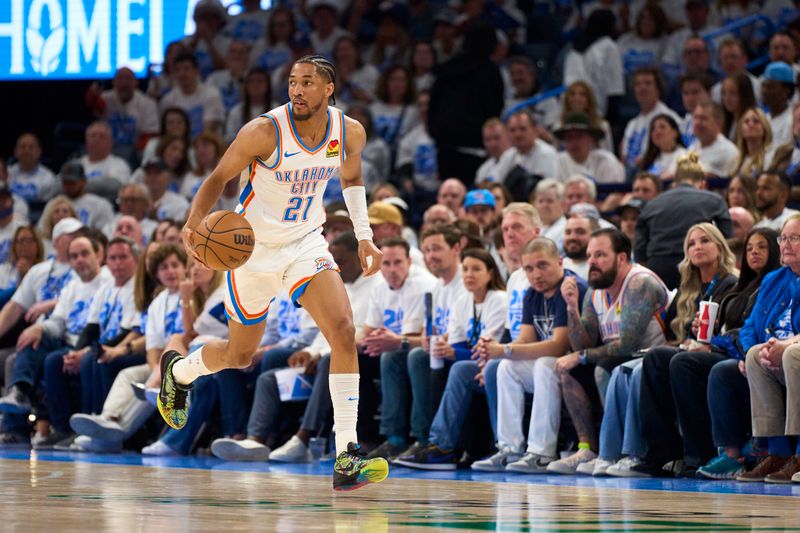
[703,274,719,301]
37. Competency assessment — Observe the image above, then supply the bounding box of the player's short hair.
[759,170,792,193]
[502,202,542,228]
[108,236,141,258]
[331,230,358,253]
[591,228,632,261]
[378,237,410,257]
[420,224,462,248]
[147,243,188,279]
[564,174,597,201]
[522,237,560,259]
[173,52,198,69]
[679,71,713,92]
[294,55,337,105]
[534,178,565,201]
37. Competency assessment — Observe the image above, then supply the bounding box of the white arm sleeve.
[342,185,373,242]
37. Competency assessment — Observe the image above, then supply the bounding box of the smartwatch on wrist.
[578,350,588,365]
[503,343,512,359]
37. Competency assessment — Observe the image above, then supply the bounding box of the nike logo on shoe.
[347,397,359,401]
[284,151,300,158]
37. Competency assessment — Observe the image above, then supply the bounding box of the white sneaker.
[142,440,180,456]
[70,414,126,442]
[269,435,311,463]
[792,470,800,483]
[471,447,522,472]
[211,438,271,462]
[546,449,598,475]
[506,452,557,474]
[74,435,122,453]
[592,458,615,477]
[575,458,597,475]
[607,456,651,478]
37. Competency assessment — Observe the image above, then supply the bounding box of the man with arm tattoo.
[547,228,670,474]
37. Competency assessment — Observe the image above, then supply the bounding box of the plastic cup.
[309,437,325,461]
[697,301,719,343]
[429,335,444,369]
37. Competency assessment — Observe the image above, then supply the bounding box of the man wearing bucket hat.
[554,113,625,184]
[762,61,796,146]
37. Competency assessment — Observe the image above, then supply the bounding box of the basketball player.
[157,56,388,491]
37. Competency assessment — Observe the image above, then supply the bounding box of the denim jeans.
[379,348,431,441]
[429,359,499,451]
[214,368,258,436]
[9,335,67,389]
[244,348,296,439]
[707,358,751,449]
[301,355,331,434]
[42,348,83,433]
[81,349,146,415]
[599,359,645,461]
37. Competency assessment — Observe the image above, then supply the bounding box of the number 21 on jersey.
[283,195,314,222]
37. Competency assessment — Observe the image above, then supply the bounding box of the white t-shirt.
[226,10,270,45]
[145,289,184,351]
[0,262,18,292]
[563,37,625,116]
[72,193,115,231]
[617,33,667,75]
[88,277,137,344]
[311,27,352,59]
[41,270,111,346]
[249,40,292,73]
[475,156,506,184]
[152,191,190,221]
[622,101,681,167]
[101,89,160,146]
[180,34,232,79]
[555,149,626,183]
[495,140,559,183]
[11,259,73,310]
[369,101,421,146]
[396,123,439,191]
[226,102,268,143]
[648,147,688,178]
[206,69,244,114]
[688,134,740,177]
[194,285,230,339]
[341,65,380,103]
[364,269,437,335]
[541,216,567,248]
[754,206,800,231]
[449,289,507,344]
[768,107,793,147]
[0,220,22,265]
[505,268,529,341]
[503,96,561,130]
[431,270,469,336]
[7,163,57,203]
[160,83,225,138]
[80,154,132,185]
[563,257,590,280]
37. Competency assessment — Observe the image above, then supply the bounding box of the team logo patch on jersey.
[315,257,334,271]
[326,139,340,158]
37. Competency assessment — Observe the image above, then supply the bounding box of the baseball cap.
[52,217,84,240]
[59,160,85,182]
[616,197,646,215]
[142,155,167,171]
[763,61,795,84]
[464,189,496,209]
[368,202,403,226]
[569,203,601,220]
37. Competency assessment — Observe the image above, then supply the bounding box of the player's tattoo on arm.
[568,291,599,351]
[560,372,597,448]
[585,275,664,362]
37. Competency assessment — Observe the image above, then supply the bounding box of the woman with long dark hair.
[639,114,687,179]
[721,72,757,140]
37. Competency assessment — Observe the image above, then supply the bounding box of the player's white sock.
[329,373,360,456]
[172,346,212,386]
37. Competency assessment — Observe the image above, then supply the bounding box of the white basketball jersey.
[236,103,345,244]
[590,265,669,348]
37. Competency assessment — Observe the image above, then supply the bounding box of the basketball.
[192,211,255,271]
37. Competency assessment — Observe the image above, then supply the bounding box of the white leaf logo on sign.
[26,0,65,76]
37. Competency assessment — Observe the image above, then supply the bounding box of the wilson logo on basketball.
[234,234,254,246]
[325,139,340,158]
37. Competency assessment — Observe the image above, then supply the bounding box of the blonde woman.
[627,223,739,477]
[735,107,777,178]
[546,81,614,152]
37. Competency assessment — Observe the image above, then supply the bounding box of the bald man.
[730,207,755,243]
[436,178,467,216]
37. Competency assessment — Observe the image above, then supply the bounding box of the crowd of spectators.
[0,0,799,484]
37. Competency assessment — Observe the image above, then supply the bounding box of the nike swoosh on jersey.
[284,150,301,158]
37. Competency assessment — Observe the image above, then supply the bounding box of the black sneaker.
[157,350,193,430]
[33,431,74,451]
[366,440,405,460]
[630,460,675,478]
[0,385,32,414]
[0,432,31,449]
[333,442,389,491]
[393,441,426,463]
[393,443,459,471]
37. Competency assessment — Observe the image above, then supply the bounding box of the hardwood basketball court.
[1,451,799,531]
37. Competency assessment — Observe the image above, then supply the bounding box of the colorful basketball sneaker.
[333,443,389,491]
[157,350,193,430]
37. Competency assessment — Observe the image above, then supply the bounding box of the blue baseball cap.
[763,62,795,84]
[464,189,496,209]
